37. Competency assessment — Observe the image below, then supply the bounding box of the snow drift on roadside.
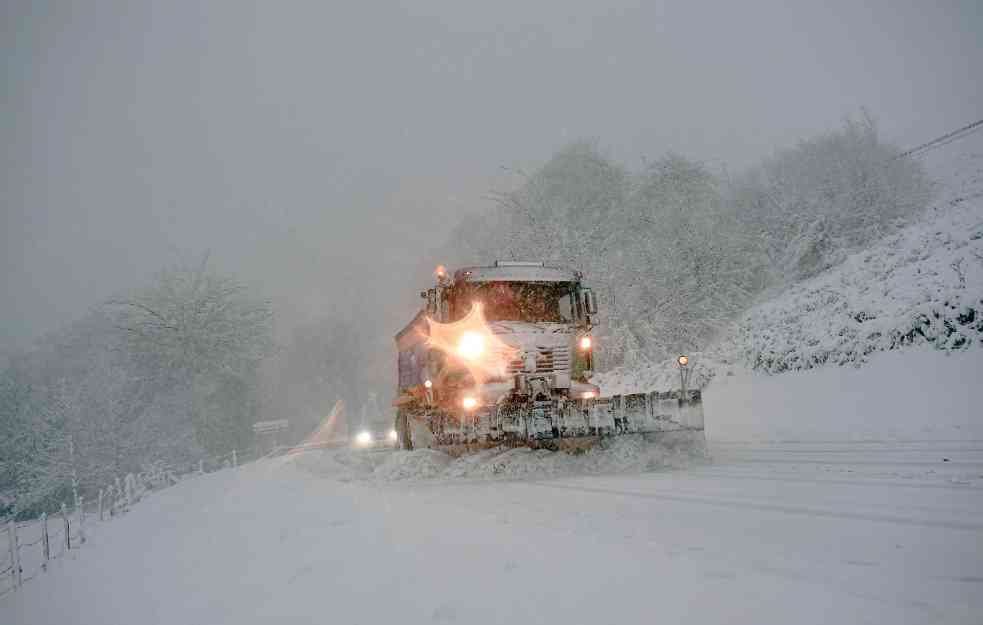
[289,432,707,483]
[705,346,983,442]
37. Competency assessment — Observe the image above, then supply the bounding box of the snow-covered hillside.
[598,142,983,395]
[732,200,982,373]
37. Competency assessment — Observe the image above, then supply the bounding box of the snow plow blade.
[418,389,704,456]
[592,390,704,437]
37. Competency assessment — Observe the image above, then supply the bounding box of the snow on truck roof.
[454,261,581,283]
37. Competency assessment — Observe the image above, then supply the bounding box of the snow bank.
[289,432,708,484]
[704,346,983,442]
[596,352,727,396]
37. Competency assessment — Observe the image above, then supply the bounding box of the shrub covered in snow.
[730,199,982,373]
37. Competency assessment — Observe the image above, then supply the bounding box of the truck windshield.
[451,281,577,323]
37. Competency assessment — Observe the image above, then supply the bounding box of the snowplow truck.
[393,261,704,455]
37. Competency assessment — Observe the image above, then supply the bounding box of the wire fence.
[0,447,256,601]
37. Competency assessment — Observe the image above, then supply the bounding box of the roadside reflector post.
[77,495,85,545]
[232,449,237,468]
[41,513,49,570]
[7,520,18,589]
[97,489,103,522]
[61,503,70,552]
[677,355,691,403]
[199,459,204,475]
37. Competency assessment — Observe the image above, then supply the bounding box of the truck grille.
[505,346,570,374]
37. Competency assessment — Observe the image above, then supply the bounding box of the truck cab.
[396,261,599,423]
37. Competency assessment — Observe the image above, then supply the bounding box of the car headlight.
[356,431,372,445]
[388,429,398,441]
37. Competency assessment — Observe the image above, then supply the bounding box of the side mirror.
[583,288,597,315]
[426,288,438,315]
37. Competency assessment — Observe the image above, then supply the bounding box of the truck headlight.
[457,332,485,360]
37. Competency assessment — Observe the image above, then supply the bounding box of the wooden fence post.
[232,449,237,468]
[6,521,18,589]
[77,495,85,545]
[41,512,49,571]
[61,503,70,551]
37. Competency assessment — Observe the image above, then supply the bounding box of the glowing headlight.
[457,331,485,360]
[388,429,398,441]
[581,390,597,399]
[579,336,592,350]
[356,431,372,445]
[462,396,478,410]
[423,379,432,388]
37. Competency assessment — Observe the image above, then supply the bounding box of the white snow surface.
[3,347,981,624]
[3,434,982,624]
[293,431,708,484]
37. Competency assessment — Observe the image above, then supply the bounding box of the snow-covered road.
[3,440,981,625]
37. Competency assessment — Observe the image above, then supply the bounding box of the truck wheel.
[397,409,413,451]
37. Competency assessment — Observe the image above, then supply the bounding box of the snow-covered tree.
[439,118,933,370]
[1,257,277,516]
[107,256,275,454]
[732,114,935,283]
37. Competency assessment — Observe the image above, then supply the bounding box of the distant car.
[352,426,399,450]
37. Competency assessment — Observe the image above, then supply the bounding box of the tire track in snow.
[711,446,983,454]
[687,470,983,491]
[524,481,983,532]
[717,457,983,468]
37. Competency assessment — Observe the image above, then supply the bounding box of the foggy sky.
[2,0,981,352]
